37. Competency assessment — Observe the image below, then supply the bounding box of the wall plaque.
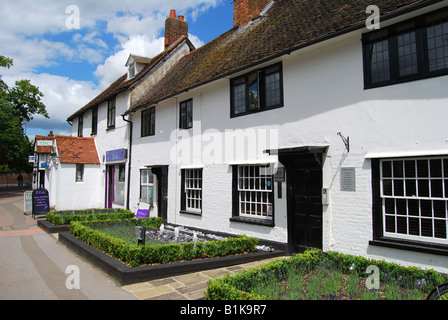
[341,167,356,191]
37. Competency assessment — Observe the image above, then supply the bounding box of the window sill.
[369,238,448,257]
[180,210,202,217]
[106,126,115,131]
[230,216,274,227]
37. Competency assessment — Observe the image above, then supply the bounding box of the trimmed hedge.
[205,249,448,300]
[69,218,258,267]
[46,208,135,226]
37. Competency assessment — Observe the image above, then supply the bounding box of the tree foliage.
[0,55,49,173]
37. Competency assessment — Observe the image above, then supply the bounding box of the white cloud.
[94,35,165,90]
[2,72,100,133]
[0,0,225,135]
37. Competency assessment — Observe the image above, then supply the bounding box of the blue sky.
[0,0,234,139]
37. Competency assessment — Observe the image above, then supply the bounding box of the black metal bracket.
[337,132,350,153]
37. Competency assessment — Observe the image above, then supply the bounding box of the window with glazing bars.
[230,63,283,117]
[380,157,448,245]
[140,169,154,205]
[237,165,273,219]
[141,107,155,137]
[363,7,448,88]
[182,169,202,213]
[107,99,116,128]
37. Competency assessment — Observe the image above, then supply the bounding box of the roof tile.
[127,0,429,112]
[55,136,100,164]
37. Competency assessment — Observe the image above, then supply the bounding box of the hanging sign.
[37,140,53,147]
[32,188,50,219]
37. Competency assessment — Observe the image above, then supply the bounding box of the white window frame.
[237,165,273,220]
[128,62,136,79]
[380,156,448,245]
[183,168,202,213]
[140,169,154,205]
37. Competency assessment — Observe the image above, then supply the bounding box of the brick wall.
[165,10,188,50]
[0,173,33,187]
[233,0,271,28]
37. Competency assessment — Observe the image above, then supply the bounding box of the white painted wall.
[129,20,448,273]
[50,163,102,210]
[71,91,131,209]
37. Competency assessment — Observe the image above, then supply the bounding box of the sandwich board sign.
[24,191,33,215]
[32,188,50,219]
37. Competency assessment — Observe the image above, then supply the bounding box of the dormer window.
[128,62,136,79]
[125,54,152,80]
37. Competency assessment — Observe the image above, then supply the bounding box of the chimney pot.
[165,10,188,50]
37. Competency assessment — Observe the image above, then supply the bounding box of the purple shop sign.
[135,202,150,218]
[106,149,128,163]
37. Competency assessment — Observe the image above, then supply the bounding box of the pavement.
[0,187,285,300]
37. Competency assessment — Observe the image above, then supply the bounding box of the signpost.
[32,188,50,219]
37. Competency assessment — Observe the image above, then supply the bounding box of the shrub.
[46,208,135,226]
[69,219,258,267]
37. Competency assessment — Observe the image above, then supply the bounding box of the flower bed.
[69,218,259,267]
[46,208,134,226]
[205,249,448,300]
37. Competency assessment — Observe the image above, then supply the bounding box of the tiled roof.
[55,136,100,164]
[34,135,55,154]
[127,0,432,113]
[67,36,195,121]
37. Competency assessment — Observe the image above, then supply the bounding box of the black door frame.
[151,166,169,223]
[271,146,327,254]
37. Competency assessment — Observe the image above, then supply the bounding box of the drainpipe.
[122,114,133,210]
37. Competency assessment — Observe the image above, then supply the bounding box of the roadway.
[0,187,137,300]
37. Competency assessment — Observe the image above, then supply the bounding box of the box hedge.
[46,208,135,226]
[69,218,258,267]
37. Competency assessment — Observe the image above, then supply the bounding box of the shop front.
[105,149,128,209]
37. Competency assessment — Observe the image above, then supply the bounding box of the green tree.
[0,55,49,173]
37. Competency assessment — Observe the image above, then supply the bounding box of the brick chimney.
[233,0,272,28]
[165,9,188,50]
[48,131,55,138]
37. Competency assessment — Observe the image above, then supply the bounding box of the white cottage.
[120,0,448,273]
[67,10,195,210]
[49,135,101,210]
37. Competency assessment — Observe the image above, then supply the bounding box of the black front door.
[278,149,324,253]
[290,163,323,252]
